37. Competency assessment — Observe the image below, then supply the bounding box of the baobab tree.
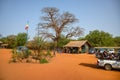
[38,7,84,54]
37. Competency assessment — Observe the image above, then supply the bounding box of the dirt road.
[0,49,120,80]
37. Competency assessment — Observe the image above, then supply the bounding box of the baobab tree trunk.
[53,40,58,56]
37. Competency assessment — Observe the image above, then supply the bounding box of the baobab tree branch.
[38,7,84,50]
[65,26,84,38]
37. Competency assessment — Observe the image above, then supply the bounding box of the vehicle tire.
[104,64,112,70]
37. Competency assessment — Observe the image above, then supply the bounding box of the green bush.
[11,49,18,62]
[45,50,51,56]
[23,50,31,58]
[10,48,53,64]
[38,52,44,57]
[39,58,48,64]
[11,48,32,63]
[11,53,18,62]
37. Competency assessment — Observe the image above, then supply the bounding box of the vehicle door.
[113,60,120,68]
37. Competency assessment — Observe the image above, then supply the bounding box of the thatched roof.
[0,41,3,44]
[1,44,8,46]
[64,40,91,47]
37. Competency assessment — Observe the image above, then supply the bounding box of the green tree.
[16,33,27,46]
[7,35,16,48]
[0,33,27,48]
[57,35,70,48]
[0,37,7,43]
[85,30,115,47]
[77,37,86,40]
[28,37,45,54]
[114,36,120,46]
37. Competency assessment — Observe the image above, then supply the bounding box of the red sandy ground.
[0,49,120,80]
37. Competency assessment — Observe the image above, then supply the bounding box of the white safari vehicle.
[97,59,120,70]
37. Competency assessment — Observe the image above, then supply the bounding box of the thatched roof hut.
[1,44,8,48]
[0,41,8,48]
[64,40,92,53]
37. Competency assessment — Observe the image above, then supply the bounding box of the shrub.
[23,50,31,58]
[11,49,18,62]
[39,58,48,64]
[10,48,53,64]
[10,48,31,63]
[45,50,51,56]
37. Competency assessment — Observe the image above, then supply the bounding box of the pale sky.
[0,0,120,40]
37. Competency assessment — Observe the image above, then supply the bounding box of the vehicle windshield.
[99,48,106,53]
[16,46,28,52]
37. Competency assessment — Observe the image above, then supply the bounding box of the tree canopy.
[38,7,83,43]
[16,33,27,46]
[7,35,16,48]
[0,33,27,48]
[114,36,120,46]
[57,35,70,48]
[85,30,115,47]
